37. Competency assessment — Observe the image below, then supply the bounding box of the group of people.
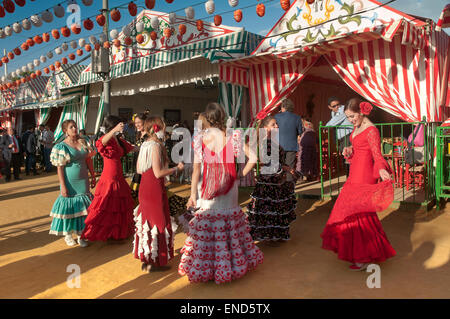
[46,96,396,285]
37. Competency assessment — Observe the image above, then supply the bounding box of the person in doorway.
[0,128,12,182]
[42,125,55,173]
[296,119,319,181]
[274,99,302,182]
[321,98,396,271]
[7,128,22,181]
[326,97,353,177]
[22,125,39,176]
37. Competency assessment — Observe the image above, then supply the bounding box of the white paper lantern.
[22,19,31,30]
[136,21,144,33]
[99,33,107,43]
[54,5,65,18]
[82,0,93,6]
[205,0,215,14]
[11,71,16,78]
[169,13,176,24]
[34,59,40,67]
[41,10,54,23]
[61,43,68,51]
[0,29,5,39]
[40,56,47,63]
[22,66,28,73]
[78,38,86,47]
[228,0,238,7]
[122,25,131,37]
[89,35,98,45]
[30,15,43,27]
[13,23,22,34]
[1,76,5,82]
[185,7,195,20]
[15,69,20,75]
[27,63,34,71]
[150,17,159,30]
[47,51,53,59]
[109,29,118,40]
[55,47,63,55]
[70,41,77,49]
[4,26,12,36]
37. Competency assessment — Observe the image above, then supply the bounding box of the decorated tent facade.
[219,0,450,125]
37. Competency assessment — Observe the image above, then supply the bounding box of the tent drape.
[54,96,83,141]
[38,108,51,126]
[94,92,105,135]
[219,82,244,122]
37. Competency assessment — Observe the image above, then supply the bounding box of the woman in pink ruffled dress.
[321,98,396,271]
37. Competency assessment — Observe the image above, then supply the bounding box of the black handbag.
[405,125,424,165]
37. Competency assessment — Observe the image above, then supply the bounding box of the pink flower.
[360,102,373,115]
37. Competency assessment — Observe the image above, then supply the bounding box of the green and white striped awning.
[11,95,79,110]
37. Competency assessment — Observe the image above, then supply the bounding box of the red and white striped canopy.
[436,4,450,31]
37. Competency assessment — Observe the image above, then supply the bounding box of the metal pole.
[3,49,7,77]
[439,43,450,120]
[102,0,111,116]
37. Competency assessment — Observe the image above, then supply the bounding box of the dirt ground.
[1,172,450,299]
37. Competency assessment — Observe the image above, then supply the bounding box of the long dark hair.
[103,115,127,155]
[203,102,226,132]
[134,112,147,141]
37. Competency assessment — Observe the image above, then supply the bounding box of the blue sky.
[0,0,447,75]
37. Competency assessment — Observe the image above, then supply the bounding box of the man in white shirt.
[326,97,353,176]
[42,126,55,172]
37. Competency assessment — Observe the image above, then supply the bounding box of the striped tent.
[219,0,450,124]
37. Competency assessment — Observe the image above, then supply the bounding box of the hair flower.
[153,124,160,133]
[360,102,373,115]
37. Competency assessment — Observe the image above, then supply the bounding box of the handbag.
[405,125,425,165]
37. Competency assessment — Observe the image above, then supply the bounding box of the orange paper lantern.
[7,52,14,60]
[150,31,157,41]
[30,73,37,79]
[94,43,101,51]
[77,49,83,56]
[21,43,29,51]
[42,33,50,42]
[113,39,121,48]
[55,61,61,68]
[2,56,9,64]
[21,78,26,84]
[163,28,172,38]
[196,20,204,31]
[33,35,43,44]
[71,24,81,34]
[68,53,76,60]
[52,29,60,40]
[13,47,21,55]
[111,8,121,22]
[26,38,35,47]
[256,3,265,17]
[36,70,42,76]
[96,14,106,27]
[62,57,68,64]
[61,27,71,37]
[214,15,222,26]
[83,19,94,30]
[44,67,50,74]
[234,9,242,22]
[124,37,133,46]
[179,24,186,36]
[280,0,290,11]
[128,2,137,16]
[103,41,110,49]
[49,65,55,71]
[136,34,144,44]
[85,44,92,52]
[145,0,155,9]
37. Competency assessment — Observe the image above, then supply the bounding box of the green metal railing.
[93,153,136,176]
[319,120,440,208]
[436,126,450,210]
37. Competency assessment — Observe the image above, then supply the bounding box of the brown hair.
[203,102,226,132]
[143,116,169,167]
[344,97,363,113]
[62,120,77,134]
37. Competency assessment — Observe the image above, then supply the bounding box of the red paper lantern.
[96,14,105,27]
[163,28,172,38]
[13,47,21,55]
[15,0,25,6]
[2,56,9,64]
[136,34,144,44]
[43,67,49,74]
[62,57,68,64]
[55,61,61,68]
[110,8,121,22]
[234,9,242,22]
[7,83,12,89]
[83,19,94,30]
[31,73,37,79]
[36,70,42,76]
[7,52,14,60]
[21,78,26,83]
[214,15,222,26]
[0,5,5,18]
[71,24,81,34]
[256,3,265,17]
[306,0,315,4]
[166,0,173,3]
[103,41,110,49]
[77,49,83,56]
[61,27,71,37]
[15,80,20,86]
[124,37,132,46]
[280,0,290,11]
[49,64,55,71]
[196,20,204,32]
[52,29,60,40]
[85,44,92,52]
[68,53,76,60]
[145,0,155,9]
[94,43,101,51]
[128,2,137,16]
[42,33,50,42]
[34,35,43,44]
[26,38,35,47]
[150,31,157,41]
[179,24,186,36]
[3,0,15,14]
[26,75,31,82]
[21,43,29,51]
[113,39,121,48]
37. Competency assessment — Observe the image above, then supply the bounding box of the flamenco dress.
[49,142,93,235]
[178,130,264,284]
[81,136,135,241]
[321,126,396,264]
[246,139,297,241]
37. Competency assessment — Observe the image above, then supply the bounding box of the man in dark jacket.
[22,125,39,176]
[274,99,303,182]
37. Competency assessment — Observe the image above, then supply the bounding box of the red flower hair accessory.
[256,110,268,120]
[152,124,160,133]
[360,102,373,115]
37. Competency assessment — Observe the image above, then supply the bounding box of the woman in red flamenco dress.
[81,115,136,242]
[321,98,396,271]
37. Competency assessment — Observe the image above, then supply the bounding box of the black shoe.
[14,177,22,181]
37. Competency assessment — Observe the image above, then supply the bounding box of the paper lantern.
[0,29,4,38]
[22,66,28,73]
[96,14,105,26]
[205,0,215,15]
[26,75,31,82]
[150,17,159,30]
[31,73,37,80]
[136,21,144,33]
[163,28,172,38]
[7,52,14,60]
[49,64,55,71]
[78,38,86,47]
[306,0,315,3]
[185,6,195,19]
[136,34,144,44]
[27,63,34,71]
[52,29,60,39]
[124,37,133,46]
[82,0,93,6]
[15,0,25,6]
[3,0,15,14]
[61,26,71,37]
[128,2,137,16]
[234,9,242,22]
[280,0,290,10]
[110,8,121,22]
[26,38,35,46]
[70,40,77,49]
[169,12,176,24]
[4,26,12,36]
[256,4,265,17]
[21,78,26,83]
[40,55,46,63]
[33,35,43,44]
[179,24,186,36]
[214,15,222,26]
[53,4,65,18]
[196,20,204,31]
[122,25,132,37]
[21,42,29,51]
[99,33,107,43]
[84,44,92,52]
[1,57,8,64]
[10,71,16,78]
[12,22,22,34]
[13,48,21,55]
[103,41,110,49]
[145,0,155,9]
[15,80,21,86]
[41,10,54,23]
[22,18,31,30]
[6,83,12,89]
[94,43,100,51]
[68,53,75,60]
[166,0,173,3]
[76,49,83,56]
[83,18,94,30]
[46,51,53,59]
[71,24,81,34]
[30,15,43,27]
[61,57,68,64]
[43,67,49,74]
[55,47,62,55]
[41,33,49,42]
[36,70,42,76]
[0,5,4,17]
[89,35,97,45]
[34,59,40,67]
[109,29,118,39]
[150,31,157,41]
[61,43,68,51]
[228,0,238,7]
[113,39,121,48]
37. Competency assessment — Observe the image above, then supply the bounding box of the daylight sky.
[0,0,448,76]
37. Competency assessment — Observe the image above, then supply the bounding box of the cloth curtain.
[94,92,105,135]
[54,96,82,141]
[219,82,244,126]
[38,108,51,126]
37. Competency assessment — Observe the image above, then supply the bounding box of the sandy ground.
[1,172,450,299]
